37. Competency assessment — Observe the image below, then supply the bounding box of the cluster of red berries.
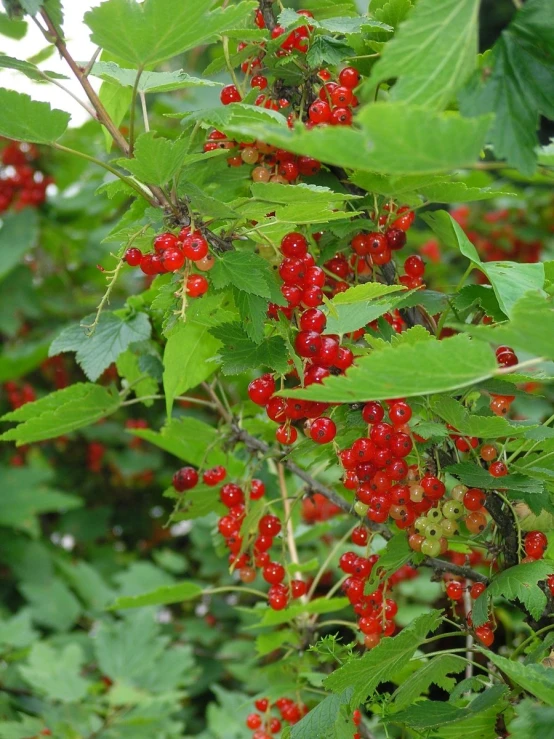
[245,696,309,737]
[3,380,36,410]
[0,140,52,212]
[349,205,416,272]
[445,579,494,645]
[172,465,308,609]
[339,550,400,647]
[124,228,212,296]
[301,492,342,523]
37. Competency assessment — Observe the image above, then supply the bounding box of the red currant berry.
[203,466,227,486]
[125,247,142,266]
[173,466,199,492]
[362,401,384,424]
[250,479,266,500]
[186,274,209,297]
[263,561,285,585]
[220,84,241,105]
[162,248,185,272]
[299,308,326,333]
[470,582,486,599]
[339,66,361,88]
[404,255,425,278]
[489,461,508,477]
[385,228,407,251]
[248,374,276,406]
[309,417,337,444]
[446,581,464,600]
[281,232,308,258]
[295,330,322,358]
[308,100,331,124]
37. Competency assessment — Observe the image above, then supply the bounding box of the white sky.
[0,1,99,127]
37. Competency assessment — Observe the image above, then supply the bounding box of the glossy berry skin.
[385,228,407,251]
[463,488,486,511]
[524,531,548,559]
[366,232,387,255]
[220,483,244,507]
[263,561,285,585]
[470,582,486,599]
[162,248,185,272]
[173,466,199,492]
[182,233,209,261]
[351,526,368,546]
[339,66,361,88]
[220,84,241,105]
[489,461,508,477]
[295,330,322,358]
[186,274,209,297]
[548,575,554,597]
[309,417,337,444]
[259,514,282,537]
[125,247,142,266]
[291,579,307,598]
[203,466,227,486]
[268,585,288,610]
[246,714,262,730]
[308,100,331,124]
[281,232,308,257]
[248,374,275,406]
[446,581,464,600]
[255,698,269,712]
[250,479,266,500]
[331,107,352,126]
[362,401,384,424]
[475,625,494,647]
[154,232,179,252]
[404,255,425,278]
[388,401,412,425]
[299,308,326,333]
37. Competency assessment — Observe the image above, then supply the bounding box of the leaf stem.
[510,622,554,660]
[129,66,144,154]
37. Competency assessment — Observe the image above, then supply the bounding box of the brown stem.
[485,492,520,569]
[38,9,130,156]
[259,0,277,31]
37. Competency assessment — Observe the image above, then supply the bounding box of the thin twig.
[278,463,308,603]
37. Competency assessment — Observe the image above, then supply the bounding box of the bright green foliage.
[369,0,479,109]
[0,384,121,444]
[423,210,545,318]
[289,688,354,739]
[84,0,257,66]
[391,654,466,710]
[0,88,70,143]
[431,396,535,438]
[0,466,81,537]
[109,581,203,610]
[325,283,406,333]
[19,642,90,703]
[91,61,221,92]
[324,610,443,704]
[49,312,152,381]
[116,132,189,186]
[281,334,498,402]
[472,560,554,626]
[460,0,554,175]
[483,652,554,706]
[0,209,38,281]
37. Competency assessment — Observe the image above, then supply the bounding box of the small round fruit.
[470,582,486,599]
[309,417,337,444]
[276,425,297,444]
[420,538,441,556]
[125,247,142,266]
[173,466,198,492]
[186,274,209,297]
[446,581,464,601]
[466,511,488,534]
[248,374,275,406]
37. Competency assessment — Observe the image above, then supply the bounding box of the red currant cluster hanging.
[246,696,309,737]
[124,227,212,296]
[0,140,53,212]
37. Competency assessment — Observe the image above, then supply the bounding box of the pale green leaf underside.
[0,87,70,143]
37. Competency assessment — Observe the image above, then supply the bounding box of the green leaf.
[90,61,220,92]
[325,283,407,334]
[0,466,81,536]
[98,72,133,151]
[260,597,350,627]
[109,581,203,610]
[162,320,221,415]
[256,629,298,658]
[324,610,443,704]
[85,0,257,66]
[422,210,545,318]
[19,577,82,631]
[392,654,466,710]
[116,132,188,186]
[0,610,37,649]
[169,484,225,521]
[391,685,508,729]
[280,334,497,403]
[472,560,554,627]
[49,311,152,382]
[306,35,354,67]
[220,102,492,175]
[431,396,534,438]
[19,643,90,703]
[0,87,69,143]
[365,532,413,591]
[369,0,479,109]
[0,383,121,445]
[130,417,244,474]
[211,323,289,375]
[233,289,268,344]
[210,251,275,298]
[0,13,28,39]
[464,292,554,360]
[459,0,554,175]
[0,209,38,281]
[290,688,354,739]
[0,52,67,81]
[510,698,554,738]
[483,651,554,706]
[372,0,413,28]
[116,347,159,405]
